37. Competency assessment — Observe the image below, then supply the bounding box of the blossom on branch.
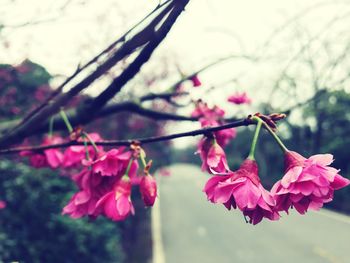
[92,148,132,177]
[63,133,103,168]
[204,159,280,225]
[192,101,237,148]
[272,151,350,214]
[95,177,135,221]
[197,137,230,174]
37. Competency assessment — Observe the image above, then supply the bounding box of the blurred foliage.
[0,159,123,263]
[0,60,51,119]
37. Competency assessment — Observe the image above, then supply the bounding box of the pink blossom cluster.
[19,133,158,221]
[192,100,237,148]
[200,142,350,225]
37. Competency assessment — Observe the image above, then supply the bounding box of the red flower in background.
[0,200,6,209]
[228,92,251,105]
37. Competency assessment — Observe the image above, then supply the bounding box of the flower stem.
[140,153,147,168]
[82,135,91,161]
[248,117,263,160]
[260,119,288,153]
[48,117,54,138]
[125,158,134,176]
[82,132,99,154]
[59,108,73,133]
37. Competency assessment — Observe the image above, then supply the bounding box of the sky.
[1,0,349,147]
[2,0,347,73]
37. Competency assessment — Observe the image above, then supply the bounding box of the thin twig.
[0,118,252,155]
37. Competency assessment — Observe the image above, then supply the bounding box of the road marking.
[316,209,350,225]
[152,186,166,263]
[313,246,343,263]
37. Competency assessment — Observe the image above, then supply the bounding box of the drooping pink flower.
[62,189,97,219]
[197,137,229,174]
[190,75,202,87]
[0,200,6,209]
[63,133,103,167]
[95,177,134,221]
[228,92,251,105]
[92,148,131,177]
[272,151,350,214]
[203,159,280,225]
[140,174,157,207]
[63,168,117,219]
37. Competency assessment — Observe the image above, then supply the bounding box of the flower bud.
[140,174,157,207]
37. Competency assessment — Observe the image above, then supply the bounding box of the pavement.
[153,164,350,263]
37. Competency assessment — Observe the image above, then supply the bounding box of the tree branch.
[0,0,182,148]
[12,0,173,128]
[84,0,189,115]
[0,118,253,155]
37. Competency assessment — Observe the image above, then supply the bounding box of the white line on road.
[152,186,166,263]
[316,209,350,225]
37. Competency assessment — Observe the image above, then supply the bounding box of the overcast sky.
[1,0,349,147]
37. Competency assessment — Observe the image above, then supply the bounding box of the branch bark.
[0,118,252,155]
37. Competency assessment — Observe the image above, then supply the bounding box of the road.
[153,164,350,263]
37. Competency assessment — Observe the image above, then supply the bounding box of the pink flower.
[215,128,237,148]
[62,190,98,219]
[191,101,209,118]
[190,75,201,87]
[228,92,251,105]
[203,159,280,225]
[63,170,104,219]
[20,135,64,169]
[20,151,48,168]
[63,133,103,167]
[140,174,157,207]
[272,151,350,214]
[95,178,134,221]
[63,168,118,219]
[197,137,229,174]
[192,102,236,147]
[0,200,6,209]
[42,136,64,168]
[92,148,131,177]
